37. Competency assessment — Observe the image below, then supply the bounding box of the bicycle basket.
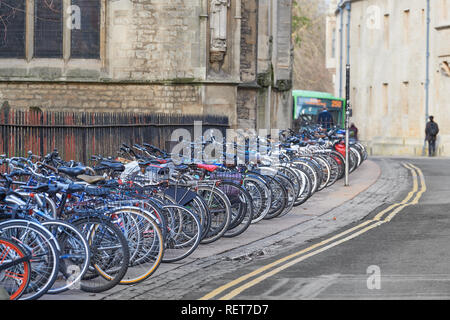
[129,164,170,186]
[209,172,242,185]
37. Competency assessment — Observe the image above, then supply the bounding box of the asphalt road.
[191,158,450,300]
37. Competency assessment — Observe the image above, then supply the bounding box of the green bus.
[292,90,346,129]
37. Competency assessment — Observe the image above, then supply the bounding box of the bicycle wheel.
[355,142,368,162]
[0,220,60,300]
[277,165,301,201]
[293,159,319,195]
[188,195,211,241]
[41,220,91,294]
[221,182,254,238]
[292,166,313,207]
[273,173,296,217]
[314,155,331,191]
[161,205,201,263]
[197,185,232,244]
[0,237,31,300]
[303,157,323,193]
[350,147,360,172]
[243,174,271,223]
[217,181,247,229]
[263,175,288,220]
[321,153,340,187]
[72,215,130,293]
[330,150,346,179]
[128,197,168,243]
[159,190,211,242]
[106,207,164,284]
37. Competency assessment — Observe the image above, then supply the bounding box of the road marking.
[408,163,427,204]
[383,163,426,222]
[218,221,385,300]
[199,162,426,300]
[199,219,377,300]
[373,162,419,221]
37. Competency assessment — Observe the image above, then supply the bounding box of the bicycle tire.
[263,174,288,220]
[243,173,272,223]
[0,237,31,300]
[41,220,91,294]
[197,185,232,244]
[0,219,60,300]
[107,207,164,283]
[222,182,254,238]
[72,215,130,293]
[161,204,201,262]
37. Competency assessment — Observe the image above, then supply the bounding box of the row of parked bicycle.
[0,126,368,300]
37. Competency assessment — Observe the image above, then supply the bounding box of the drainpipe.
[423,0,431,155]
[346,1,351,65]
[338,2,344,97]
[425,0,431,124]
[267,0,272,130]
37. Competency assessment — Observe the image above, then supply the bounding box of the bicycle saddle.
[174,164,190,173]
[58,166,87,177]
[197,164,218,172]
[76,174,106,185]
[96,161,125,172]
[21,184,51,193]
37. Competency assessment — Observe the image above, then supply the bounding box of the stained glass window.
[34,0,63,58]
[0,0,26,58]
[71,0,100,59]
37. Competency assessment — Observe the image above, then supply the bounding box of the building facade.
[326,0,450,156]
[0,0,294,131]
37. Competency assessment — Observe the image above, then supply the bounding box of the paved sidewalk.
[43,158,409,300]
[192,159,381,261]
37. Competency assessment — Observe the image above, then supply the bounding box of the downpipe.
[423,0,431,156]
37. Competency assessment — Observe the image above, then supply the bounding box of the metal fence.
[0,105,229,164]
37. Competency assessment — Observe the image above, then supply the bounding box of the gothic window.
[0,0,26,58]
[71,0,100,59]
[0,0,101,60]
[34,0,63,58]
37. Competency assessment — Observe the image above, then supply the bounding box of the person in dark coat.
[425,116,439,157]
[318,107,334,130]
[349,123,359,140]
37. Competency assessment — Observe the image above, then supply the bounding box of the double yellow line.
[199,162,426,300]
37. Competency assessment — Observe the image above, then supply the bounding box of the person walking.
[425,116,439,157]
[318,107,334,130]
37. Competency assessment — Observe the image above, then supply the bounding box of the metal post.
[345,64,351,186]
[344,1,351,186]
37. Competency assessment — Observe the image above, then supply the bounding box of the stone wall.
[237,87,258,129]
[256,0,293,131]
[236,0,258,129]
[240,0,258,83]
[0,82,202,114]
[108,0,206,81]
